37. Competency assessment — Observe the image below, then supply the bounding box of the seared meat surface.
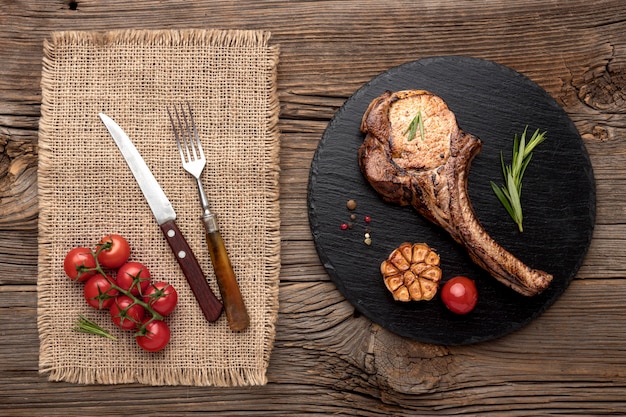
[358,90,552,296]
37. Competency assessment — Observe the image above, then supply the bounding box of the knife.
[98,113,223,322]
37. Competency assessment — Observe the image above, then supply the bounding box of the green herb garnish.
[490,126,548,232]
[73,315,117,340]
[404,110,425,142]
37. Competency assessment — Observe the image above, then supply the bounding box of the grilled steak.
[358,90,552,296]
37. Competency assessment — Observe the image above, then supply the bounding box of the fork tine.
[167,106,187,164]
[186,101,205,160]
[175,105,194,162]
[177,104,198,161]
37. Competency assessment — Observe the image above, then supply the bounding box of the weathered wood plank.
[3,279,626,415]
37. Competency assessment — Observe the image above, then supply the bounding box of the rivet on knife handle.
[204,214,250,331]
[160,219,223,322]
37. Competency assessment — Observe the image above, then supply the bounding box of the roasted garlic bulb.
[380,242,442,302]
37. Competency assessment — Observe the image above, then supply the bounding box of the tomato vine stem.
[78,246,164,337]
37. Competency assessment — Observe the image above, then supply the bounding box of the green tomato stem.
[86,248,164,323]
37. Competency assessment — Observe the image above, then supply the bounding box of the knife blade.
[98,113,223,322]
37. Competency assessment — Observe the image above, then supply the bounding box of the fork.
[167,103,250,331]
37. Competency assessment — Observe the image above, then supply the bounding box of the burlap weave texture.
[38,29,280,386]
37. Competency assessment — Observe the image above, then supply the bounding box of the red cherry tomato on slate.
[136,320,171,352]
[116,262,151,296]
[64,247,97,282]
[143,282,178,316]
[441,276,478,315]
[83,274,118,309]
[97,234,131,269]
[110,295,145,330]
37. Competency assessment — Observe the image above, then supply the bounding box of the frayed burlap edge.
[37,29,281,386]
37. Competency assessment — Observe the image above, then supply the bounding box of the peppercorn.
[346,199,357,210]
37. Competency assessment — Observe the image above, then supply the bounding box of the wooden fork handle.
[159,219,223,322]
[203,215,250,331]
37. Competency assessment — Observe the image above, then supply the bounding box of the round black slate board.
[307,56,596,345]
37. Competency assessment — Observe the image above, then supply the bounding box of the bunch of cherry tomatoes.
[64,234,178,352]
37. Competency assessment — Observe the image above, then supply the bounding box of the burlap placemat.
[37,29,280,386]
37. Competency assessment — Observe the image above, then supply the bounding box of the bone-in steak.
[358,90,552,296]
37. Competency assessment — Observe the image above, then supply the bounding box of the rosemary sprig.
[490,126,548,232]
[404,110,425,141]
[73,315,117,340]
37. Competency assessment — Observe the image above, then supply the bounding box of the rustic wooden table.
[2,1,625,415]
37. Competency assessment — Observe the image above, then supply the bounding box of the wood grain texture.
[2,0,626,415]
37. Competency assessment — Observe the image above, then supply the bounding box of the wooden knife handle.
[160,219,223,322]
[205,227,250,332]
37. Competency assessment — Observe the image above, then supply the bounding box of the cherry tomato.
[83,274,118,309]
[441,276,478,315]
[136,319,171,352]
[64,247,97,282]
[97,234,131,269]
[110,295,145,330]
[143,282,178,316]
[116,262,151,296]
